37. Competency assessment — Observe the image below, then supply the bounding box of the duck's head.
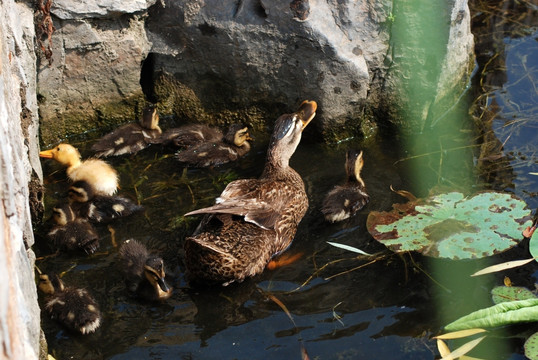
[39,144,82,168]
[51,203,76,225]
[266,100,317,167]
[141,104,161,132]
[346,149,365,187]
[38,273,65,295]
[225,124,253,147]
[144,257,172,300]
[68,180,95,203]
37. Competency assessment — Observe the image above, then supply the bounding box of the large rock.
[38,1,155,146]
[37,0,475,144]
[0,0,43,358]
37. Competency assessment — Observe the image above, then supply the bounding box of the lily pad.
[491,285,537,304]
[367,191,532,259]
[525,331,538,360]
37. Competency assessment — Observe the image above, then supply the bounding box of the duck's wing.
[184,179,288,230]
[91,123,157,157]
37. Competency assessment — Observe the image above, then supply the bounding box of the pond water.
[36,1,537,359]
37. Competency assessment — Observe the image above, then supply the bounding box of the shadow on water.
[35,1,537,359]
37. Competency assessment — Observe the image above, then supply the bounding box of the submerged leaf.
[367,191,532,259]
[491,285,537,304]
[440,336,486,360]
[471,258,535,276]
[445,298,538,331]
[437,339,451,357]
[327,241,371,256]
[434,328,487,340]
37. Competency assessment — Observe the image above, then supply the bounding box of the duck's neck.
[66,158,82,174]
[348,173,365,188]
[261,152,290,179]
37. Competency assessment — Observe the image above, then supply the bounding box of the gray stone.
[52,0,157,20]
[0,0,43,358]
[36,0,475,142]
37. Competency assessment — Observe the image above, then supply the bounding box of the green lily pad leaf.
[530,236,538,262]
[445,298,538,331]
[491,286,537,304]
[525,331,538,360]
[367,191,532,259]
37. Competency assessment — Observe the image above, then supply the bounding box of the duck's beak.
[157,277,171,293]
[39,149,55,159]
[297,100,317,130]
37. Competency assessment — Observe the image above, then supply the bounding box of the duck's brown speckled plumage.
[68,180,144,223]
[47,202,100,254]
[155,123,224,148]
[91,105,162,157]
[118,239,173,301]
[321,150,369,222]
[38,273,101,335]
[184,100,317,285]
[175,124,253,167]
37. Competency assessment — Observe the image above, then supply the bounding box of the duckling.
[91,105,162,157]
[68,180,144,223]
[118,239,172,301]
[39,143,119,196]
[183,100,317,285]
[38,273,101,334]
[47,202,100,254]
[155,123,224,148]
[321,150,369,222]
[175,124,253,167]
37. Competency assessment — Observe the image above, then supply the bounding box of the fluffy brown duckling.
[38,273,101,335]
[155,123,224,148]
[321,150,369,222]
[68,180,144,223]
[39,143,119,196]
[118,239,173,301]
[183,100,317,285]
[175,124,253,167]
[91,105,162,157]
[47,202,100,255]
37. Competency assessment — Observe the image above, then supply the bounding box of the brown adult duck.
[175,124,253,167]
[68,180,144,223]
[38,272,102,334]
[183,100,317,285]
[47,202,100,255]
[118,239,173,301]
[91,105,162,157]
[321,149,369,222]
[39,143,119,196]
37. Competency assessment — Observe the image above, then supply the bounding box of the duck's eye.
[57,147,61,151]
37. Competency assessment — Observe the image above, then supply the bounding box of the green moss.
[39,92,147,147]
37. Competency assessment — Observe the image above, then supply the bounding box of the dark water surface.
[36,1,537,359]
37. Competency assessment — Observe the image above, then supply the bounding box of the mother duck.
[184,100,317,285]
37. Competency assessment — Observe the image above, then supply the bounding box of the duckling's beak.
[297,100,317,130]
[39,149,55,159]
[157,277,171,293]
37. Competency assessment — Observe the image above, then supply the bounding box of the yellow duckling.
[321,150,369,222]
[38,272,102,335]
[39,143,119,196]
